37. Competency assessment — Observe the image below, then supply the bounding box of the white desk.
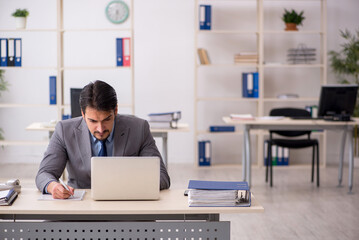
[223,117,357,193]
[0,188,264,239]
[26,122,190,167]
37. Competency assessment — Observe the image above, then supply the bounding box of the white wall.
[0,0,358,165]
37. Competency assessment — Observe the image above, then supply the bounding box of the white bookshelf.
[194,0,327,167]
[0,0,134,155]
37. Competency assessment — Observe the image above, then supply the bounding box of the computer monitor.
[318,84,358,121]
[70,88,82,118]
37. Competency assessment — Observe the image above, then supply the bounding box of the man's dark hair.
[79,80,118,114]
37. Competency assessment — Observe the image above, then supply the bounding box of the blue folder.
[188,180,249,191]
[49,76,56,105]
[116,38,123,66]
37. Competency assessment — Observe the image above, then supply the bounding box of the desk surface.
[223,117,359,126]
[26,122,190,133]
[0,188,263,215]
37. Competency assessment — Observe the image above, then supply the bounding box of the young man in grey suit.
[36,80,170,199]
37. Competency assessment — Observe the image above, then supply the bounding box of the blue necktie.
[98,140,107,156]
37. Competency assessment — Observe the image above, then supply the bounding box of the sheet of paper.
[0,189,11,199]
[38,190,86,201]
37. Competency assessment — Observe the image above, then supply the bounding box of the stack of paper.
[230,114,255,120]
[187,180,251,207]
[0,188,18,206]
[148,111,181,129]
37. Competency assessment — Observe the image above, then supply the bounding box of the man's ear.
[81,109,85,118]
[114,105,118,115]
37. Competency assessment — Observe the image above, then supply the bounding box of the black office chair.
[266,108,319,187]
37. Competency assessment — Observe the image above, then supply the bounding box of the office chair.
[266,108,319,187]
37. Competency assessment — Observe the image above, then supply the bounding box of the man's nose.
[97,123,105,132]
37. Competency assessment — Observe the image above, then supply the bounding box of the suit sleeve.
[139,120,171,190]
[35,122,68,193]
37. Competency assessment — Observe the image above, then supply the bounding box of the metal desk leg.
[152,132,168,169]
[242,126,247,182]
[162,133,168,168]
[338,128,347,187]
[348,126,354,193]
[244,125,251,187]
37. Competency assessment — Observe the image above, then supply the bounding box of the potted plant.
[12,8,29,29]
[329,29,359,116]
[329,29,359,165]
[282,9,305,31]
[0,69,9,140]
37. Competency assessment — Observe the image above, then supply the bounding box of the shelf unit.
[0,0,134,158]
[194,0,327,167]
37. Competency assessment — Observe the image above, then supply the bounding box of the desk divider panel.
[0,221,230,240]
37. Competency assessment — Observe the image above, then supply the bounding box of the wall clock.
[105,1,129,24]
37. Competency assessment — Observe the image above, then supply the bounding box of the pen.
[58,178,73,195]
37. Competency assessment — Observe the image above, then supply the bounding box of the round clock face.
[105,1,129,24]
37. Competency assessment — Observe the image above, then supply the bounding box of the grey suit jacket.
[35,115,170,192]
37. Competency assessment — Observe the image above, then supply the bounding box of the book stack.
[197,48,210,65]
[148,111,181,129]
[0,188,18,206]
[187,180,251,207]
[287,44,316,64]
[234,52,258,64]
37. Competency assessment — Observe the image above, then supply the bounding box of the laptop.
[91,156,160,200]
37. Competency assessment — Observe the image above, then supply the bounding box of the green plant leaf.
[12,8,29,17]
[329,29,359,116]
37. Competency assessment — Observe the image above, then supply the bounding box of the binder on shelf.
[271,144,277,166]
[49,76,57,105]
[277,146,283,165]
[253,72,259,98]
[199,5,206,30]
[242,72,259,98]
[283,147,289,165]
[242,72,253,97]
[123,37,131,67]
[209,125,235,132]
[7,38,15,67]
[116,38,123,66]
[0,38,8,67]
[199,5,211,30]
[264,140,289,166]
[187,180,251,207]
[198,140,211,166]
[264,140,268,166]
[14,38,22,67]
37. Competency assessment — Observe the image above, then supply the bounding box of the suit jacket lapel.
[74,119,92,169]
[113,115,129,156]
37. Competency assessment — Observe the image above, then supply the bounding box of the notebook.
[91,156,160,201]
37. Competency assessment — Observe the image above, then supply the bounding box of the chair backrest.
[270,108,311,137]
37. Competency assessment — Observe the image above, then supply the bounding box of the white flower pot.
[15,17,27,29]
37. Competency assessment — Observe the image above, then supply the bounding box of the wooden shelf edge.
[0,141,49,146]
